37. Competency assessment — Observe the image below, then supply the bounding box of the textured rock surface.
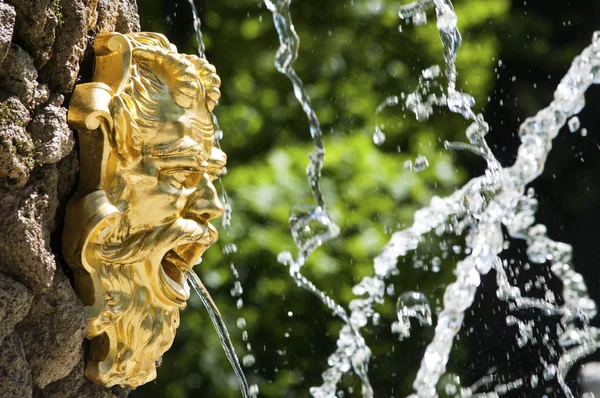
[39,0,88,93]
[29,94,74,165]
[35,358,129,398]
[0,44,49,108]
[115,0,139,33]
[17,271,87,389]
[0,0,139,396]
[0,273,32,345]
[0,333,33,398]
[0,2,15,65]
[0,96,34,188]
[0,166,60,290]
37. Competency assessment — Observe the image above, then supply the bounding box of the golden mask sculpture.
[63,32,225,388]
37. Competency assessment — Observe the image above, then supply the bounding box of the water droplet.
[403,159,413,171]
[230,281,243,297]
[439,373,461,396]
[242,354,255,367]
[373,126,386,145]
[288,206,340,270]
[568,116,580,132]
[372,312,381,325]
[581,127,588,137]
[413,155,429,172]
[543,364,557,381]
[387,284,395,296]
[222,202,232,228]
[431,256,441,273]
[422,65,441,80]
[223,244,238,255]
[236,317,247,329]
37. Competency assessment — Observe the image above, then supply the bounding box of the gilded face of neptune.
[64,32,225,388]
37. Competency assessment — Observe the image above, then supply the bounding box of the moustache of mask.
[98,217,218,266]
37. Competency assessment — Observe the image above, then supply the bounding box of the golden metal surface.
[63,32,225,388]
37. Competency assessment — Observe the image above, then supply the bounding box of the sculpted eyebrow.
[147,137,205,158]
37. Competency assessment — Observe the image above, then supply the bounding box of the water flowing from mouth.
[185,270,255,398]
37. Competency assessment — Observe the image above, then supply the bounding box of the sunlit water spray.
[265,0,600,397]
[263,0,373,396]
[184,0,598,396]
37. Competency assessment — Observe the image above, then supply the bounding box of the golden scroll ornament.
[63,32,226,388]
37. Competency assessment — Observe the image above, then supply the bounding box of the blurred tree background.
[129,0,600,397]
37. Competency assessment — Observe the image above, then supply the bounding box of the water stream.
[263,1,373,396]
[185,270,254,398]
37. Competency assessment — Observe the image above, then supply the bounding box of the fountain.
[258,0,599,396]
[125,0,600,397]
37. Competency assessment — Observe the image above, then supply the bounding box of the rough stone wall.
[0,1,139,397]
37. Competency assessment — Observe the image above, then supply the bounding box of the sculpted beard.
[83,203,219,384]
[99,175,219,267]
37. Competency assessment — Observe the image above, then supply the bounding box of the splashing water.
[184,0,599,396]
[185,271,255,398]
[263,1,373,396]
[568,116,581,133]
[261,0,600,397]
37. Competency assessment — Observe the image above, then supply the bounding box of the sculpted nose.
[187,176,224,223]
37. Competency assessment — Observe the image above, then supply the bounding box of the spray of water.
[265,0,600,396]
[186,0,205,58]
[185,0,599,396]
[341,1,598,397]
[263,1,374,396]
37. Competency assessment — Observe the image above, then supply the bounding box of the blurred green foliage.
[132,0,509,396]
